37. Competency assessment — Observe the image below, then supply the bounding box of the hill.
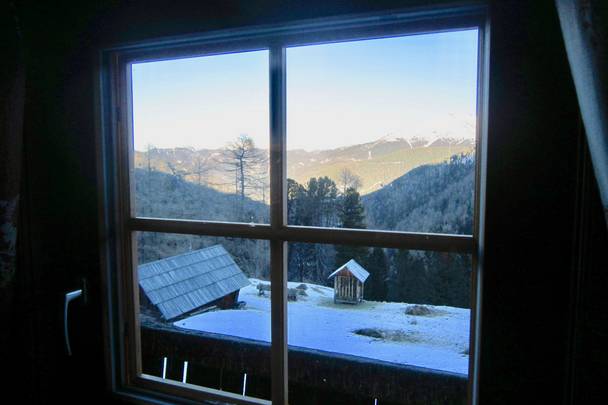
[134,168,270,278]
[362,152,475,235]
[134,136,474,198]
[361,153,475,308]
[134,168,268,223]
[288,136,474,195]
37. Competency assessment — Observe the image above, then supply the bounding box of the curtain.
[556,0,608,226]
[0,1,25,347]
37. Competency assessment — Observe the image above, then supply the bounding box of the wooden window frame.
[96,4,489,405]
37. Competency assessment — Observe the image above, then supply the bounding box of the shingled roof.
[138,245,250,320]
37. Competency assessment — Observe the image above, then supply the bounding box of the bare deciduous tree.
[338,168,362,194]
[165,161,190,181]
[220,134,267,201]
[192,153,210,186]
[145,143,156,174]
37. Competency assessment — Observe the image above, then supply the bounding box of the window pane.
[287,30,478,235]
[287,242,471,404]
[136,232,271,400]
[131,51,270,223]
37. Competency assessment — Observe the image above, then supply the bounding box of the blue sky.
[132,29,478,151]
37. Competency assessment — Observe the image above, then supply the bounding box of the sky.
[131,29,478,152]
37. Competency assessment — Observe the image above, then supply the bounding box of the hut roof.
[327,259,370,283]
[138,245,250,320]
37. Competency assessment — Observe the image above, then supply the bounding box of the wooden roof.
[138,245,250,320]
[327,259,370,283]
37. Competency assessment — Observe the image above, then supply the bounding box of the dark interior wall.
[11,1,107,403]
[480,2,580,404]
[8,0,606,404]
[564,131,608,405]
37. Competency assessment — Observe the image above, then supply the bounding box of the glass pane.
[131,51,270,223]
[287,242,471,404]
[136,232,271,400]
[287,30,478,235]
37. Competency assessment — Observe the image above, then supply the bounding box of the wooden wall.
[334,275,363,303]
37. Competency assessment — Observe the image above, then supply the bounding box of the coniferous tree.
[339,187,365,229]
[287,177,338,283]
[365,247,388,301]
[306,177,338,281]
[428,252,471,307]
[392,250,430,304]
[287,178,307,281]
[287,178,306,223]
[287,179,307,280]
[306,176,339,227]
[335,187,368,272]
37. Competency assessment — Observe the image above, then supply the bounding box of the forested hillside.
[134,152,475,308]
[134,136,473,198]
[287,137,473,194]
[134,168,270,278]
[362,153,474,307]
[134,168,269,222]
[362,153,475,235]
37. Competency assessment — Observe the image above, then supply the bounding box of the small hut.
[327,259,369,304]
[138,245,250,320]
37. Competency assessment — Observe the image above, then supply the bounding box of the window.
[98,5,488,405]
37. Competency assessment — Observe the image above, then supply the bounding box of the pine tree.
[365,247,388,301]
[306,176,339,227]
[335,187,368,273]
[339,187,365,229]
[392,250,430,304]
[287,177,338,283]
[427,252,471,308]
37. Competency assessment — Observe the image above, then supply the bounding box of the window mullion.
[269,44,288,405]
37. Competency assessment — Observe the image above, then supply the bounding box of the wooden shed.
[327,259,370,304]
[138,245,250,320]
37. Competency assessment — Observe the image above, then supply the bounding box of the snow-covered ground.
[175,279,470,374]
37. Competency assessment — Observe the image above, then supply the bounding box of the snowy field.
[175,279,470,375]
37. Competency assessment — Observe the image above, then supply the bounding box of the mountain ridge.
[134,135,475,196]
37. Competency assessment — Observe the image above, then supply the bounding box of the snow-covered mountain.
[286,135,474,194]
[134,135,475,197]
